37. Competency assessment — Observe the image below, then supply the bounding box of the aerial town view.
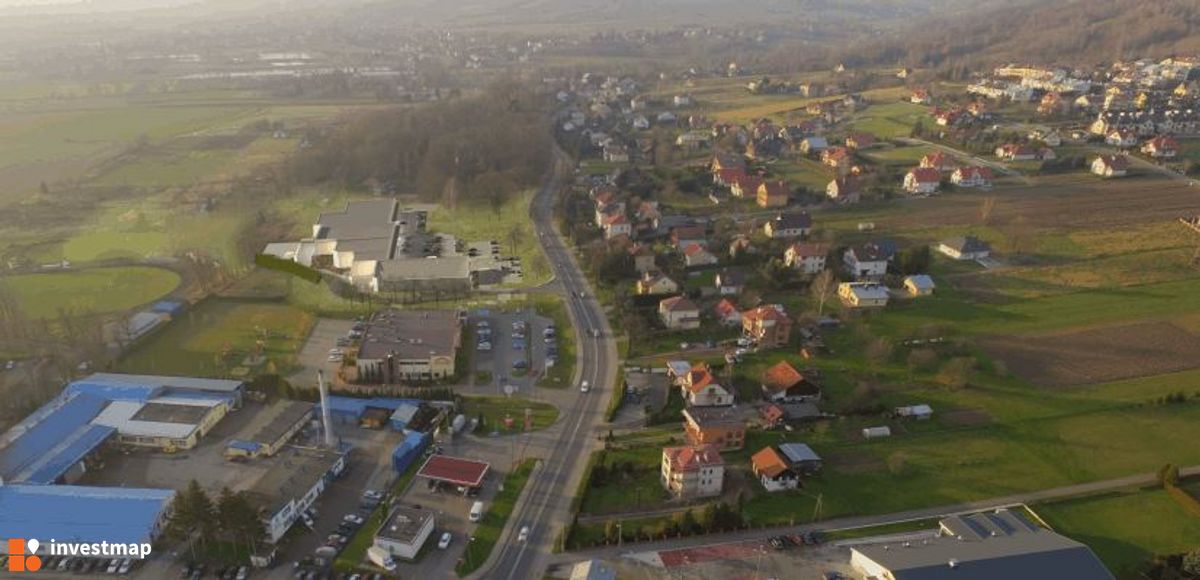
[0,0,1199,579]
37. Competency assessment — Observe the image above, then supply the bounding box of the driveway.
[289,318,355,387]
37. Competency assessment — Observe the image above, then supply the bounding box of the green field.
[426,189,552,286]
[847,100,933,139]
[117,299,313,377]
[0,266,179,319]
[461,395,560,432]
[1037,486,1200,579]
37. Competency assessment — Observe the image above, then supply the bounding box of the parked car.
[342,514,364,526]
[438,532,452,549]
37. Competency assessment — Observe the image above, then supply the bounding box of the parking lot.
[289,318,357,387]
[468,309,556,397]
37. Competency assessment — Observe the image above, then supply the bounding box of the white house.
[784,243,829,275]
[838,282,890,308]
[683,245,719,268]
[763,212,812,239]
[843,243,892,280]
[1091,155,1129,177]
[903,167,941,195]
[903,275,936,296]
[751,446,800,492]
[661,445,724,499]
[659,296,701,330]
[373,506,436,561]
[951,166,993,188]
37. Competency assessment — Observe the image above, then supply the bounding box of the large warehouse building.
[0,373,244,552]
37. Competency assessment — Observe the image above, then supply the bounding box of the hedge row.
[254,253,322,284]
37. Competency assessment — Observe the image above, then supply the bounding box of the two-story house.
[843,243,893,280]
[658,296,701,330]
[763,212,812,239]
[742,305,792,348]
[661,444,725,499]
[784,242,829,275]
[683,407,745,450]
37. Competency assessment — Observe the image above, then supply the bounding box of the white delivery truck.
[367,546,397,571]
[469,501,485,523]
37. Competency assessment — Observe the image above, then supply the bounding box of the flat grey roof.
[315,199,398,242]
[376,506,435,545]
[246,446,344,516]
[378,256,471,282]
[851,510,1114,580]
[357,309,462,361]
[244,401,314,447]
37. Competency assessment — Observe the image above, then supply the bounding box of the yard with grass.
[117,299,314,377]
[578,445,671,517]
[456,458,537,576]
[461,395,560,433]
[1036,484,1200,579]
[0,266,179,319]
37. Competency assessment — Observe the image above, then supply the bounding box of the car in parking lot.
[477,341,492,351]
[512,360,528,370]
[438,532,453,549]
[342,514,365,526]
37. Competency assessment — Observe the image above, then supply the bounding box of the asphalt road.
[471,148,618,580]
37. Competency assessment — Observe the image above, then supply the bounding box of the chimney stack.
[317,370,335,448]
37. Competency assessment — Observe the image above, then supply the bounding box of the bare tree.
[810,269,837,317]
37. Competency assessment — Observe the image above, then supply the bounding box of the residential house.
[601,213,631,240]
[714,270,746,296]
[846,133,876,149]
[763,212,812,239]
[728,235,754,260]
[761,361,822,402]
[951,166,994,188]
[911,89,932,105]
[751,446,800,492]
[631,115,650,130]
[759,402,821,428]
[671,225,707,249]
[920,152,956,172]
[602,144,630,163]
[778,443,823,475]
[742,305,792,348]
[838,282,890,308]
[799,136,829,155]
[821,146,852,169]
[826,176,861,204]
[843,242,893,280]
[714,167,746,187]
[682,407,745,450]
[713,299,742,327]
[784,242,829,275]
[673,94,692,108]
[903,167,941,195]
[1106,128,1138,148]
[658,296,701,330]
[757,180,790,209]
[730,174,763,198]
[636,271,680,295]
[1142,135,1179,158]
[994,143,1038,161]
[629,244,657,274]
[679,363,734,407]
[711,152,746,173]
[903,274,936,296]
[1091,155,1129,178]
[683,245,719,268]
[660,444,724,499]
[938,236,991,260]
[675,131,709,150]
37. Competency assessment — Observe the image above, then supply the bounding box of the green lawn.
[457,458,537,576]
[427,189,552,287]
[1037,485,1200,579]
[863,144,936,165]
[0,266,179,319]
[578,446,672,517]
[117,299,313,377]
[461,395,560,433]
[847,100,932,139]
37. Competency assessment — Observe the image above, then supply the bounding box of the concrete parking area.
[289,318,357,387]
[467,308,556,397]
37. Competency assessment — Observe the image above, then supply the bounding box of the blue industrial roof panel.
[0,393,109,483]
[0,485,175,546]
[23,425,117,485]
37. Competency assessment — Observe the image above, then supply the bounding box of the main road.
[470,147,619,579]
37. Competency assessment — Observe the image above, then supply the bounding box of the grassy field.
[117,299,313,377]
[1037,485,1200,579]
[456,458,537,576]
[847,100,933,139]
[578,446,669,517]
[427,189,552,287]
[461,395,560,432]
[0,266,179,319]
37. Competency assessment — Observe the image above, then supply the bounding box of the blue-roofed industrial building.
[318,396,421,426]
[0,485,175,549]
[392,431,431,473]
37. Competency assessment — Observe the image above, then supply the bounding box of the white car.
[342,514,364,525]
[438,532,452,549]
[518,526,530,543]
[580,381,590,393]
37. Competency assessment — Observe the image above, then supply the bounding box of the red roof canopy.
[416,455,491,487]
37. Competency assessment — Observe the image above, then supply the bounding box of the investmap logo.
[6,537,153,572]
[6,538,42,572]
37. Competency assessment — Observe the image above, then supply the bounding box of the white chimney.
[317,370,335,448]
